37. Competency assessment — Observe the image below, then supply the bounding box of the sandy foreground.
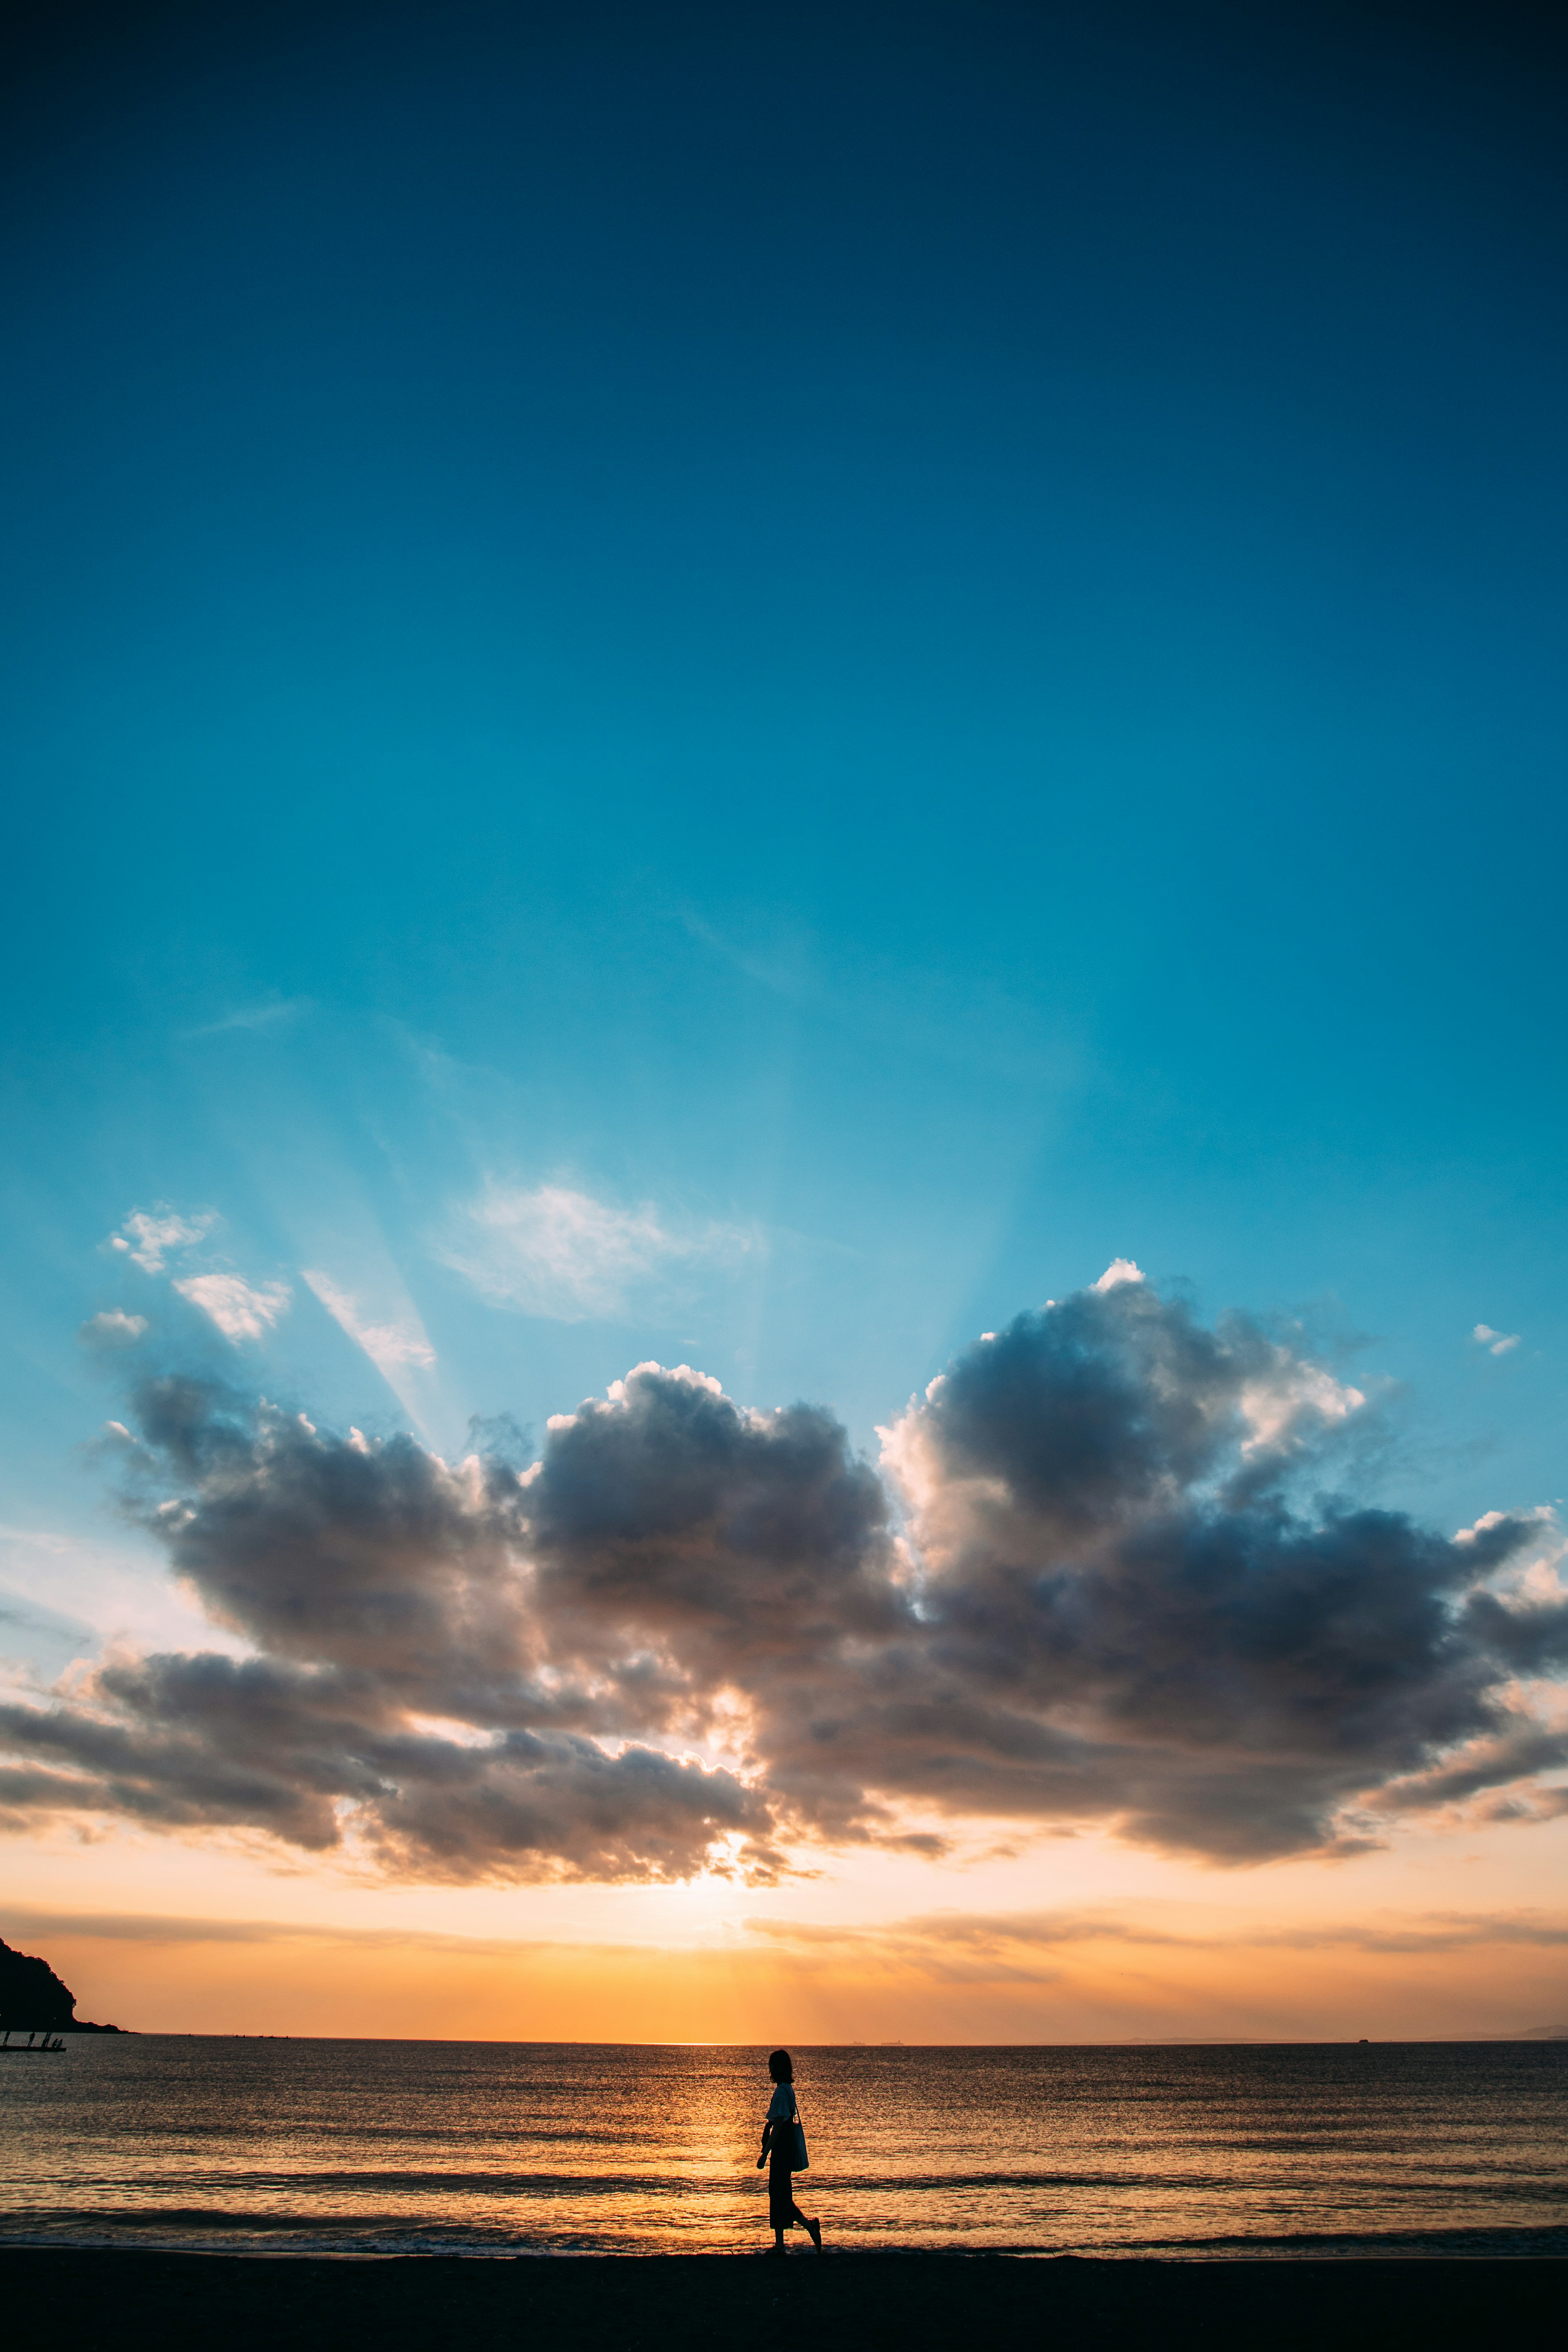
[2,2250,1562,2352]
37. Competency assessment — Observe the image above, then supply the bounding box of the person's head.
[768,2049,793,2083]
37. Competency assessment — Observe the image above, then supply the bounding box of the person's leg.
[790,2198,822,2248]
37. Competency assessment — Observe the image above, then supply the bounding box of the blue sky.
[3,3,1566,1705]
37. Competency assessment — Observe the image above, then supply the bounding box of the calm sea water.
[0,2039,1563,2258]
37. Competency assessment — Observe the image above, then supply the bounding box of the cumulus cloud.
[440,1182,757,1321]
[78,1312,148,1351]
[876,1284,1558,1856]
[109,1208,215,1273]
[172,1274,291,1342]
[0,1377,767,1881]
[1473,1324,1521,1356]
[302,1270,436,1374]
[2,1276,1565,1882]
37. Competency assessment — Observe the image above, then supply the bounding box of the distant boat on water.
[0,2028,68,2053]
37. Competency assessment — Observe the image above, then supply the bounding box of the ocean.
[0,2039,1563,2258]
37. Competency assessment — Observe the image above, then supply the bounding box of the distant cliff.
[0,1936,125,2032]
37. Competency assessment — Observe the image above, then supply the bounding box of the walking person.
[757,2049,822,2254]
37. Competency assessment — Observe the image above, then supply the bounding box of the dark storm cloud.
[2,1282,1564,1879]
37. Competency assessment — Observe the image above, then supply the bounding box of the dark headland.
[0,1937,124,2034]
[0,2250,1559,2352]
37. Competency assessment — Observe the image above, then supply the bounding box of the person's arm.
[757,2118,773,2168]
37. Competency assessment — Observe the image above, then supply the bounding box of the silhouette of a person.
[756,2048,822,2254]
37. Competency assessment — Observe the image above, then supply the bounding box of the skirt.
[768,2155,802,2228]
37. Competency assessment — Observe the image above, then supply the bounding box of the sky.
[2,0,1567,2042]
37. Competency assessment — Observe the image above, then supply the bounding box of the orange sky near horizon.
[10,1803,1567,2045]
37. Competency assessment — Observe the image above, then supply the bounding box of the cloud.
[746,1902,1568,1962]
[16,1895,1565,1962]
[104,1206,290,1347]
[875,1285,1554,1857]
[172,1274,292,1342]
[0,1656,764,1878]
[302,1270,436,1374]
[0,1375,771,1882]
[2,1277,1565,1884]
[440,1182,757,1322]
[108,1208,215,1273]
[185,997,311,1040]
[1473,1324,1521,1356]
[0,1588,96,1664]
[1237,1352,1365,1457]
[78,1312,147,1351]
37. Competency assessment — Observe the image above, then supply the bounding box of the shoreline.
[1,2236,1565,2261]
[2,2248,1561,2351]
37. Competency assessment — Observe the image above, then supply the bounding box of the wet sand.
[2,2248,1561,2352]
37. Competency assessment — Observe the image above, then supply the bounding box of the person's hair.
[768,2049,793,2082]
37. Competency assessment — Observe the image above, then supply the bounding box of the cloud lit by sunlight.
[439,1181,759,1322]
[4,1272,1564,1893]
[109,1208,216,1274]
[172,1274,292,1342]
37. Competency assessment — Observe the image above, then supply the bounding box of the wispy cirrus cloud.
[302,1270,436,1374]
[13,1900,1568,1966]
[78,1311,148,1351]
[1474,1323,1521,1356]
[439,1181,759,1323]
[747,1903,1568,1962]
[184,996,312,1041]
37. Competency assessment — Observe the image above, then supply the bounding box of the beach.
[5,2248,1563,2352]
